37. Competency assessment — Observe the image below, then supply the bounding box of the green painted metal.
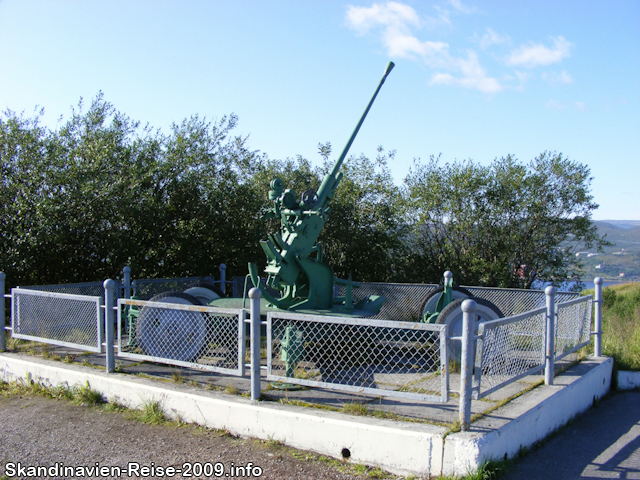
[424,276,453,323]
[247,62,395,316]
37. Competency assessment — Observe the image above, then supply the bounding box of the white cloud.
[346,2,503,93]
[542,70,573,85]
[575,101,587,112]
[447,0,475,14]
[346,2,420,34]
[507,36,572,68]
[430,50,503,93]
[478,28,509,50]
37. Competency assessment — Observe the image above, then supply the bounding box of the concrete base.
[617,370,640,390]
[442,356,613,476]
[0,353,613,478]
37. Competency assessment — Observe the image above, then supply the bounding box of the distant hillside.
[580,221,640,280]
[594,221,640,246]
[598,220,640,230]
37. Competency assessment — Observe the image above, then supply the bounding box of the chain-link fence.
[132,277,217,301]
[266,312,448,402]
[473,307,547,399]
[232,276,282,300]
[555,295,593,360]
[20,280,121,307]
[333,282,579,321]
[116,299,246,375]
[464,286,579,317]
[10,288,103,352]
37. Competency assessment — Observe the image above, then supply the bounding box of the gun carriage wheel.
[436,298,503,361]
[184,282,225,304]
[136,291,208,362]
[419,286,473,321]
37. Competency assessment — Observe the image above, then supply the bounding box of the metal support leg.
[460,299,476,432]
[545,286,556,385]
[104,279,115,373]
[250,287,262,401]
[594,277,603,357]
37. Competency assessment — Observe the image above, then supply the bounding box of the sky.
[1,0,638,220]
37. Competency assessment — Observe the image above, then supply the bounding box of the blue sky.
[1,0,638,220]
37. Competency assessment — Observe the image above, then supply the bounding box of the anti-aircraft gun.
[246,61,395,316]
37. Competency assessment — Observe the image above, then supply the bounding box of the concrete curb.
[617,370,640,390]
[0,353,613,477]
[0,353,444,478]
[442,356,613,476]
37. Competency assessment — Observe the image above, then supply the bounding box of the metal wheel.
[420,286,472,320]
[184,282,224,304]
[136,291,207,362]
[436,298,503,361]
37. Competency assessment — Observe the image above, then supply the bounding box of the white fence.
[266,311,449,402]
[0,270,603,429]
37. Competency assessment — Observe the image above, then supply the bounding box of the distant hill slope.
[594,221,640,245]
[598,220,640,230]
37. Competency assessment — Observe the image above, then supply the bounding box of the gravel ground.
[0,393,406,480]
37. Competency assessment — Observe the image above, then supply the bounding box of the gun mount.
[247,62,395,316]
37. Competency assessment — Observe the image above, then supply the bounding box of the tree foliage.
[402,153,609,288]
[0,94,608,290]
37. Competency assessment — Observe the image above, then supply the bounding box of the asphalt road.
[501,390,640,480]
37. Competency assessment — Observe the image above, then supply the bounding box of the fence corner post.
[103,279,116,373]
[594,277,603,357]
[123,266,131,300]
[219,264,227,295]
[459,298,476,432]
[249,287,262,401]
[545,285,556,385]
[0,272,5,352]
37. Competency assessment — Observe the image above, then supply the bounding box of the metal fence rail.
[473,307,547,399]
[555,295,593,360]
[464,286,579,317]
[267,311,448,402]
[132,277,216,301]
[20,280,120,307]
[116,299,246,376]
[11,288,103,352]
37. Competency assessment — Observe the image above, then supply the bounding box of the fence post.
[249,287,262,401]
[103,279,115,373]
[545,286,556,385]
[594,277,603,357]
[459,299,476,432]
[0,272,5,352]
[219,263,227,296]
[123,266,131,300]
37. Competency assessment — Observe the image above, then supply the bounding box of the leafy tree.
[317,145,406,282]
[402,152,610,288]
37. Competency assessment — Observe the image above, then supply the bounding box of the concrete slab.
[618,370,640,390]
[0,351,614,478]
[441,356,613,477]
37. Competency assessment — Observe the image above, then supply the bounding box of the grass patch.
[341,401,371,416]
[74,381,105,406]
[0,377,105,406]
[224,385,240,395]
[170,370,184,383]
[583,283,640,370]
[134,400,168,424]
